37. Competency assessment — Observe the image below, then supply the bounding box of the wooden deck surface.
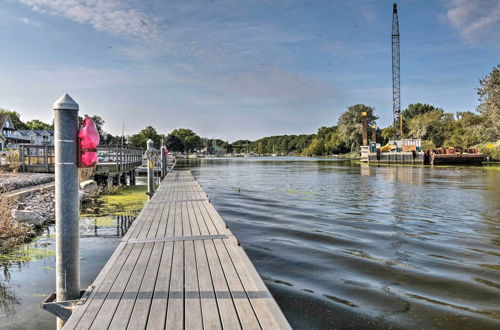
[64,170,290,329]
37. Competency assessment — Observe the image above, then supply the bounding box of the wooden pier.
[63,170,290,329]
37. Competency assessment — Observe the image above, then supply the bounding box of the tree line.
[1,64,498,159]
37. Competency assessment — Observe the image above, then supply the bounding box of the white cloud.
[444,0,500,43]
[19,16,42,27]
[14,0,160,40]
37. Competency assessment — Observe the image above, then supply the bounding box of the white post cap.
[147,139,154,149]
[54,93,79,111]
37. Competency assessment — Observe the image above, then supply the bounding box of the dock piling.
[53,94,80,329]
[146,139,155,199]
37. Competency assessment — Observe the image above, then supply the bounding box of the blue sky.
[0,0,499,141]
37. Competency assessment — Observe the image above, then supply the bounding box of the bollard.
[147,139,155,199]
[53,94,80,329]
[160,146,166,181]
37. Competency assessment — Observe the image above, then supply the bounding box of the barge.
[427,148,483,165]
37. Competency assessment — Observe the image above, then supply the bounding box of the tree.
[324,130,347,154]
[401,103,442,135]
[444,112,483,147]
[128,126,161,149]
[337,104,378,151]
[0,109,27,129]
[171,128,200,153]
[477,64,500,142]
[303,138,325,156]
[185,135,201,152]
[25,119,53,131]
[171,128,196,141]
[407,110,454,147]
[165,134,183,152]
[381,126,396,143]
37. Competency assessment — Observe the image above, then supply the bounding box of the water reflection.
[187,158,500,329]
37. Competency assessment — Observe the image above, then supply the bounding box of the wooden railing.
[18,144,144,174]
[96,144,143,173]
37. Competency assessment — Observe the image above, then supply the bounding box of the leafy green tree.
[381,126,396,143]
[128,126,161,149]
[165,134,183,152]
[407,110,454,147]
[324,130,347,154]
[185,135,201,152]
[25,119,53,131]
[444,112,484,147]
[337,104,378,152]
[102,133,124,145]
[477,64,500,142]
[0,109,27,129]
[171,128,196,141]
[401,103,442,135]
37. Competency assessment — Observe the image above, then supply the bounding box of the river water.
[1,157,499,329]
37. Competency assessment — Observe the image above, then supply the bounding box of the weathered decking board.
[64,170,290,329]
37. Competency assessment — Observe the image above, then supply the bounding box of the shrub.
[477,140,500,161]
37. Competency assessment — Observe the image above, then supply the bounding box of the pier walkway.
[64,170,290,329]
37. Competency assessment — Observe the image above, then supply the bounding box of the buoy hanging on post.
[78,116,100,168]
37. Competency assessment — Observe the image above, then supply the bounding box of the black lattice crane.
[392,3,402,137]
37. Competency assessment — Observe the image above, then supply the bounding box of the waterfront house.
[17,129,54,145]
[0,114,30,149]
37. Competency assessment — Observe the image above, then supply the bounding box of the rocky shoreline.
[0,173,55,193]
[1,173,101,228]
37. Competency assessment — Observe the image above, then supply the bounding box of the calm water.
[1,158,499,329]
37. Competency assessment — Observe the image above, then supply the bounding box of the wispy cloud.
[18,16,42,27]
[357,5,376,21]
[444,0,500,43]
[14,0,160,40]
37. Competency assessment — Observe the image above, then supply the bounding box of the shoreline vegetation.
[0,65,497,162]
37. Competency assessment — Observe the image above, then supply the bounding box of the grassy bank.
[0,196,34,254]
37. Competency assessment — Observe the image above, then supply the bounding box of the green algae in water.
[91,216,116,227]
[0,244,54,264]
[82,185,147,217]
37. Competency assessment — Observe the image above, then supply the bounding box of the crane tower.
[392,3,401,137]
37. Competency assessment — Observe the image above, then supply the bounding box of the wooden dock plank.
[107,202,168,329]
[165,202,184,329]
[64,170,290,330]
[64,202,158,329]
[187,201,222,329]
[183,202,203,330]
[191,200,241,329]
[201,202,290,330]
[88,202,164,329]
[145,203,176,329]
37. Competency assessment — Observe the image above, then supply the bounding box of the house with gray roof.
[17,129,54,145]
[0,114,30,150]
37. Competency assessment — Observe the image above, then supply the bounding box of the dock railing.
[18,144,143,174]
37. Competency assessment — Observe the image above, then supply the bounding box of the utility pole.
[392,3,402,138]
[362,112,368,146]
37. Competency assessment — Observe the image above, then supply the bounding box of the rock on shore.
[0,173,54,193]
[9,180,101,227]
